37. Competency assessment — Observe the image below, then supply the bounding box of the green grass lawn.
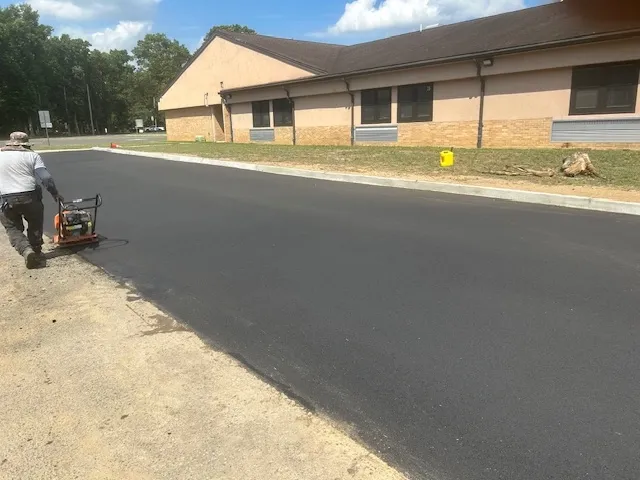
[122,142,640,191]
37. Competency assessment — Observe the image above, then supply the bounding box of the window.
[361,88,392,124]
[570,62,639,115]
[252,100,270,128]
[273,98,293,127]
[397,83,433,123]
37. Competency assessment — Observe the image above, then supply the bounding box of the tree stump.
[561,152,599,177]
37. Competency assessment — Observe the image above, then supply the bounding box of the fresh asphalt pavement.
[41,150,640,480]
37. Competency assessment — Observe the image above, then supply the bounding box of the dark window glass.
[361,87,392,124]
[252,100,270,128]
[397,83,433,123]
[570,62,639,115]
[273,98,293,127]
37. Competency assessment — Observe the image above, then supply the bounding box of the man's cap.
[6,132,31,147]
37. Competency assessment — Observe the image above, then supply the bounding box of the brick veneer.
[296,126,351,146]
[397,121,478,148]
[169,107,640,150]
[165,107,212,142]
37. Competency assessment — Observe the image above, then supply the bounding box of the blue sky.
[2,0,547,52]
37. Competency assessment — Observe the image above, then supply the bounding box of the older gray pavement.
[30,133,167,148]
[41,150,640,480]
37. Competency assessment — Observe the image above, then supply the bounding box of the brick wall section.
[220,111,640,149]
[551,142,640,150]
[213,106,224,141]
[275,127,294,145]
[482,118,640,149]
[231,128,290,144]
[356,142,400,147]
[234,129,250,143]
[296,126,351,146]
[482,118,552,148]
[165,107,212,142]
[398,121,478,148]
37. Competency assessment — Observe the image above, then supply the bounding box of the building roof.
[329,0,640,75]
[162,1,640,98]
[214,31,343,75]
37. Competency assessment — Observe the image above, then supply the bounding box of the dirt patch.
[0,233,406,480]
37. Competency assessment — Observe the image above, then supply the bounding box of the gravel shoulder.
[0,232,405,480]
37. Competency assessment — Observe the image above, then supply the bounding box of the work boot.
[23,247,39,269]
[35,251,46,268]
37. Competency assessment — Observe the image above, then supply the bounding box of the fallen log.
[482,165,555,177]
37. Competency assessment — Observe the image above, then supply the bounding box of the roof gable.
[215,31,343,75]
[159,36,315,110]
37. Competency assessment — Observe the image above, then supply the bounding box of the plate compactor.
[53,194,102,248]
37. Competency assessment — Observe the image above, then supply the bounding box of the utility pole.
[153,97,158,129]
[63,85,71,135]
[86,83,95,135]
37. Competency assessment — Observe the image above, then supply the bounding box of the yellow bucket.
[440,150,454,167]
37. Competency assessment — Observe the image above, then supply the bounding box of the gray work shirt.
[0,149,47,195]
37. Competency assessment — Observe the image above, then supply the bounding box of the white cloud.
[328,0,526,34]
[27,0,160,21]
[60,21,152,51]
[28,0,92,20]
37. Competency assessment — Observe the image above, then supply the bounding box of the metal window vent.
[250,128,275,142]
[354,125,398,143]
[551,118,640,143]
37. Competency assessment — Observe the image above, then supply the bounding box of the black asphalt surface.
[42,151,640,480]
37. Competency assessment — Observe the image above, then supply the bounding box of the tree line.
[0,4,255,137]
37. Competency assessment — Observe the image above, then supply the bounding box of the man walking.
[0,132,63,269]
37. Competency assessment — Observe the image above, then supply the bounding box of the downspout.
[205,93,216,142]
[284,88,296,145]
[211,107,217,142]
[223,95,234,143]
[344,78,355,146]
[228,104,234,143]
[475,60,486,149]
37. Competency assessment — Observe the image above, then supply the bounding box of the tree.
[0,5,197,136]
[203,24,256,44]
[44,34,92,134]
[85,48,135,133]
[131,33,191,126]
[0,4,52,135]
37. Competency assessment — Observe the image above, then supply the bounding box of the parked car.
[144,126,166,133]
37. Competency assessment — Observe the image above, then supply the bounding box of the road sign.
[38,110,52,129]
[135,119,144,128]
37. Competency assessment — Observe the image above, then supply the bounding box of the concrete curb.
[91,147,640,217]
[36,148,93,154]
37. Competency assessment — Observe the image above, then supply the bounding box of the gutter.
[284,88,296,145]
[343,78,355,146]
[219,29,640,96]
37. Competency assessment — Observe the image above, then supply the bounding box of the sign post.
[38,110,52,146]
[135,119,144,134]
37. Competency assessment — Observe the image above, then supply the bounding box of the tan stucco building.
[159,1,640,149]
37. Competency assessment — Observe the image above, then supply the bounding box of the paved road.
[42,151,640,480]
[31,133,166,147]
